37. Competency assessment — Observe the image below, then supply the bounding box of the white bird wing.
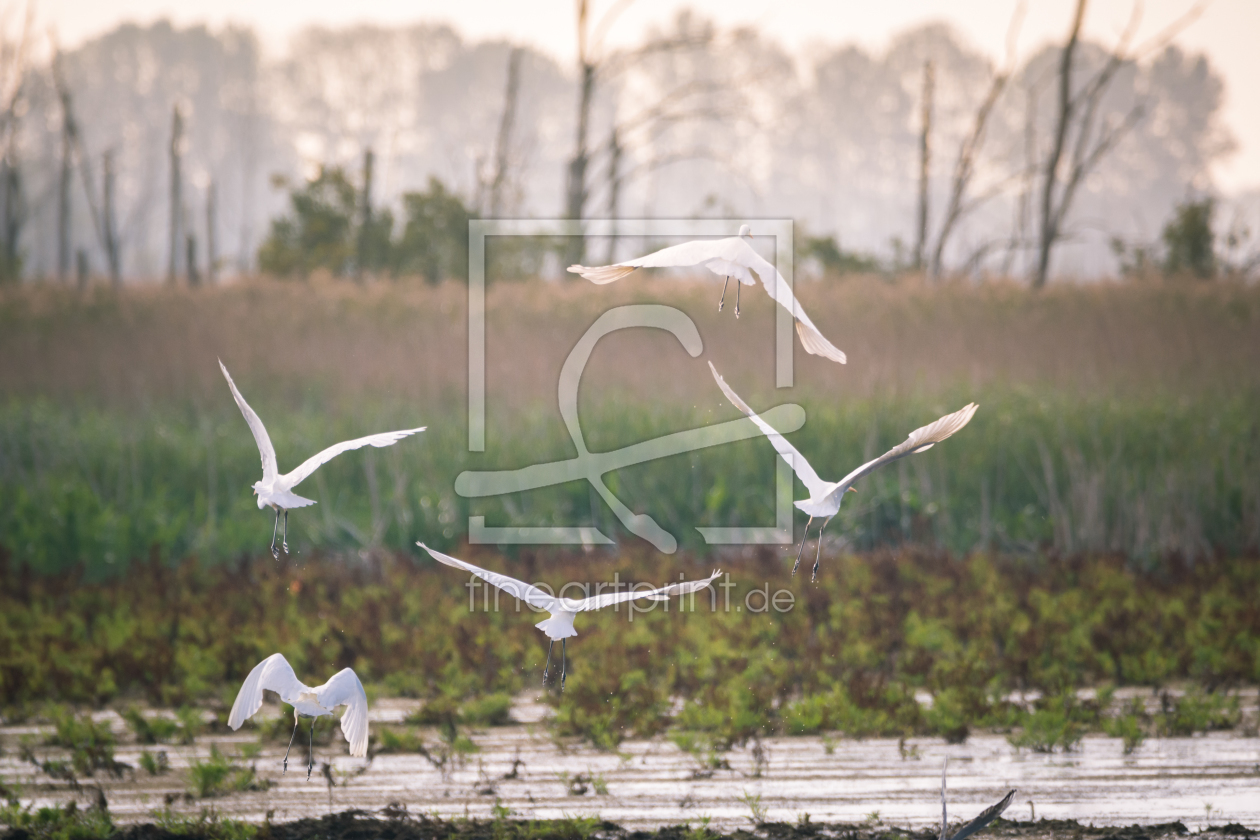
[568,237,745,284]
[418,543,558,612]
[709,362,831,500]
[576,568,722,612]
[280,426,426,489]
[220,360,278,482]
[227,653,310,730]
[829,403,980,502]
[739,243,847,364]
[314,668,370,757]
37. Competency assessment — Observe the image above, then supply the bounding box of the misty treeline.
[0,5,1251,285]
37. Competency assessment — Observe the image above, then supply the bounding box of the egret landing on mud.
[227,653,369,779]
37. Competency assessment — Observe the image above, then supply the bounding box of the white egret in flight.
[419,543,719,690]
[227,653,369,778]
[220,360,425,557]
[709,362,978,581]
[568,225,846,364]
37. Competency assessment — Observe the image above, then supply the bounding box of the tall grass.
[1,278,1257,571]
[1,388,1257,573]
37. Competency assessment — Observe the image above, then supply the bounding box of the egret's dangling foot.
[271,510,281,559]
[282,713,299,775]
[282,510,289,555]
[718,276,730,311]
[560,639,567,692]
[306,718,315,780]
[811,516,833,583]
[791,516,814,576]
[735,280,741,318]
[543,640,554,685]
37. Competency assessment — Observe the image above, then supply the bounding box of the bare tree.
[913,60,933,271]
[356,147,374,281]
[930,3,1025,280]
[487,47,521,218]
[52,43,120,287]
[168,104,183,284]
[0,3,32,285]
[54,53,73,283]
[563,0,629,266]
[1032,0,1206,288]
[206,178,217,284]
[102,151,120,285]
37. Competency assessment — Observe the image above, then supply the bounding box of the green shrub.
[1008,695,1086,753]
[187,745,270,799]
[1157,689,1240,736]
[461,693,514,727]
[0,800,113,840]
[45,710,125,777]
[138,749,171,775]
[122,707,181,744]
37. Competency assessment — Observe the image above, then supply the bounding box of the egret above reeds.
[227,653,369,778]
[709,361,978,581]
[419,543,720,690]
[219,360,425,558]
[568,225,847,364]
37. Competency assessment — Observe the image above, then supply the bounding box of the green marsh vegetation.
[1,279,1258,749]
[1,548,1256,746]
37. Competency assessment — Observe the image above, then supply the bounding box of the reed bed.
[1,278,1258,571]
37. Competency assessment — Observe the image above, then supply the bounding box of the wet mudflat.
[3,698,1258,835]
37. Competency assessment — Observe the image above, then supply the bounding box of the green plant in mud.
[737,790,769,826]
[1156,689,1240,736]
[187,745,270,799]
[43,709,128,777]
[122,706,201,745]
[0,799,113,840]
[151,806,258,840]
[138,750,171,776]
[1007,692,1108,753]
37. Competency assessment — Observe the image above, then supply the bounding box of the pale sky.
[42,0,1260,191]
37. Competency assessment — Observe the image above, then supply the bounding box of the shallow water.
[4,698,1259,831]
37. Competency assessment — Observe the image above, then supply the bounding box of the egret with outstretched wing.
[709,361,978,581]
[569,225,846,364]
[220,360,425,557]
[419,543,719,690]
[227,653,369,777]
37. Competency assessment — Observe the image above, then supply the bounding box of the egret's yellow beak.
[847,486,858,493]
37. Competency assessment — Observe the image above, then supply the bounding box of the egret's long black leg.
[561,639,567,692]
[282,713,299,775]
[271,509,281,559]
[718,276,730,311]
[307,718,315,780]
[791,516,814,576]
[812,516,835,583]
[542,640,554,685]
[735,280,741,318]
[282,510,289,555]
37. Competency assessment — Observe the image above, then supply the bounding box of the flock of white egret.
[222,228,980,779]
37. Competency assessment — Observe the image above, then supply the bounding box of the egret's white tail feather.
[796,321,847,364]
[535,614,579,639]
[568,264,637,285]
